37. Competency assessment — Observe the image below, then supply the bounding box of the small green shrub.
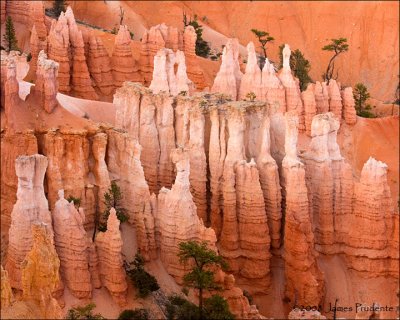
[26,52,32,62]
[166,295,199,320]
[125,253,159,298]
[65,303,104,319]
[118,308,149,320]
[204,294,235,320]
[129,31,134,40]
[98,181,128,231]
[246,92,256,102]
[66,195,81,210]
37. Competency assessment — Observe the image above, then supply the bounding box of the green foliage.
[129,31,134,40]
[322,37,349,53]
[125,253,159,298]
[178,241,228,318]
[184,14,211,58]
[246,92,256,102]
[353,83,375,117]
[99,181,128,231]
[65,303,104,319]
[278,45,312,91]
[3,16,19,52]
[179,91,188,96]
[203,295,235,320]
[321,38,349,82]
[118,308,149,320]
[26,53,32,62]
[53,0,68,17]
[166,294,234,320]
[251,28,274,62]
[66,195,81,210]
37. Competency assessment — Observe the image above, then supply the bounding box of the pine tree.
[183,13,211,58]
[3,16,19,52]
[353,83,374,118]
[321,38,349,83]
[251,28,274,68]
[278,45,312,91]
[53,0,67,17]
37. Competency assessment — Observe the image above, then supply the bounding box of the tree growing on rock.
[178,241,229,319]
[98,181,128,231]
[322,37,349,83]
[353,83,375,118]
[3,16,20,52]
[183,13,211,58]
[52,0,68,17]
[251,28,274,66]
[278,45,312,91]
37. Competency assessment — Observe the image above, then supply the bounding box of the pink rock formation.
[87,239,102,289]
[282,112,324,306]
[53,190,91,299]
[48,12,71,93]
[91,133,111,214]
[29,1,48,75]
[301,84,317,136]
[86,33,114,96]
[327,79,343,120]
[234,159,271,291]
[106,130,157,260]
[41,130,94,224]
[314,81,329,114]
[208,108,227,237]
[0,131,38,229]
[149,49,173,94]
[156,148,216,282]
[113,82,176,193]
[95,208,127,306]
[140,24,205,89]
[183,25,207,90]
[64,7,98,100]
[256,117,282,250]
[0,1,5,24]
[112,25,141,87]
[4,1,31,26]
[341,87,357,125]
[278,44,305,131]
[214,107,271,293]
[211,39,243,100]
[149,49,193,96]
[346,157,397,277]
[139,24,172,84]
[238,42,262,100]
[217,273,266,319]
[35,51,59,113]
[20,223,62,319]
[5,155,54,291]
[262,59,287,113]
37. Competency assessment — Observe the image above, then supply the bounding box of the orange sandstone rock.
[20,223,62,319]
[53,190,91,299]
[156,148,216,282]
[95,208,128,306]
[5,155,54,291]
[211,39,243,100]
[112,25,141,87]
[282,112,324,306]
[341,87,357,125]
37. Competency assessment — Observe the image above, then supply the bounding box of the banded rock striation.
[95,208,128,306]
